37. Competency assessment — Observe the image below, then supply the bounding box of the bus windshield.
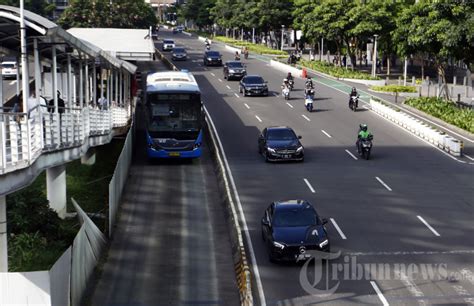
[146,93,201,133]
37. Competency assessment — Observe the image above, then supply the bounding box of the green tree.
[393,1,474,99]
[58,0,157,29]
[0,0,55,17]
[181,0,215,30]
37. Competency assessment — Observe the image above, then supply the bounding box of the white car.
[162,39,175,51]
[1,61,18,79]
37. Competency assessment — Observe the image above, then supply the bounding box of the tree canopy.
[58,0,157,29]
[0,0,55,17]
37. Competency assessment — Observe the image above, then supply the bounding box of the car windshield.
[273,208,318,227]
[244,76,264,84]
[164,40,174,44]
[173,48,185,53]
[207,51,220,57]
[267,129,296,140]
[228,62,244,68]
[1,63,15,68]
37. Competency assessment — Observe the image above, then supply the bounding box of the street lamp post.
[320,37,324,61]
[281,25,285,51]
[372,34,379,77]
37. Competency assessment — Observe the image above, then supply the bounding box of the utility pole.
[372,34,379,77]
[20,0,29,112]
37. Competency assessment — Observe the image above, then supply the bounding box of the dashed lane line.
[303,178,316,193]
[321,130,332,138]
[286,102,294,108]
[370,281,389,306]
[330,218,347,240]
[375,176,392,191]
[244,103,250,109]
[345,149,358,160]
[417,215,441,237]
[255,115,262,123]
[301,114,310,121]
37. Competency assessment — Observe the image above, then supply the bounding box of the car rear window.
[164,40,174,44]
[244,76,264,84]
[1,63,16,68]
[267,129,296,140]
[173,48,185,52]
[207,51,220,56]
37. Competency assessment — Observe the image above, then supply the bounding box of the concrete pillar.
[34,39,42,102]
[0,195,7,272]
[46,165,67,219]
[85,62,89,106]
[81,148,96,165]
[67,54,72,108]
[119,71,123,106]
[79,60,83,109]
[52,46,58,112]
[99,67,104,103]
[93,64,97,106]
[115,70,118,106]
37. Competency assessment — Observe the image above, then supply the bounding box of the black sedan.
[258,126,304,162]
[203,51,222,66]
[223,61,247,80]
[239,75,268,96]
[261,200,330,262]
[171,47,187,61]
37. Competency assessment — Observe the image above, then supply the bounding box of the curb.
[401,102,474,141]
[367,88,419,98]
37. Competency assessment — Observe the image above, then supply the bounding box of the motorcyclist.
[243,47,249,59]
[281,78,290,97]
[305,77,313,89]
[286,72,294,82]
[357,124,372,153]
[235,51,240,60]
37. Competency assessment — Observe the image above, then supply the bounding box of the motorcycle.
[205,43,210,50]
[349,95,359,111]
[357,135,373,160]
[304,87,315,97]
[305,96,314,112]
[282,86,290,100]
[235,54,241,61]
[288,79,294,91]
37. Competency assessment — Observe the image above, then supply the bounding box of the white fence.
[370,98,463,156]
[108,116,134,236]
[0,198,106,306]
[0,105,130,175]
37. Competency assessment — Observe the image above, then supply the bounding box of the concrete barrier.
[270,60,303,77]
[182,31,192,37]
[370,98,464,157]
[225,44,241,54]
[203,107,253,305]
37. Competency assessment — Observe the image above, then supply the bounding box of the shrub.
[298,60,380,80]
[405,97,474,133]
[213,36,287,55]
[370,85,417,93]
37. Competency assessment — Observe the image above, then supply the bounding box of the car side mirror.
[261,217,269,226]
[298,135,302,139]
[322,218,328,225]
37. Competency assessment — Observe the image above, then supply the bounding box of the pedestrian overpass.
[0,5,140,272]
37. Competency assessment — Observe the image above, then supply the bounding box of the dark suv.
[239,75,268,96]
[203,51,222,66]
[258,126,304,162]
[223,61,247,80]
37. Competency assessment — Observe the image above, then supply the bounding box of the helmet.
[352,87,357,92]
[288,72,292,76]
[359,124,368,132]
[283,78,288,82]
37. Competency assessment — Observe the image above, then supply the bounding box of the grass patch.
[370,85,417,93]
[213,36,287,56]
[297,60,381,80]
[7,138,125,271]
[405,97,474,133]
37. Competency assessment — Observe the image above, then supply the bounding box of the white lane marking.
[303,178,316,193]
[417,216,440,237]
[204,68,208,71]
[9,80,16,85]
[348,249,474,256]
[286,102,294,108]
[375,176,392,191]
[345,149,358,160]
[452,285,474,305]
[464,154,474,161]
[226,85,231,90]
[234,93,240,98]
[255,115,262,123]
[370,281,389,306]
[363,105,370,110]
[274,93,279,97]
[204,107,266,305]
[321,130,332,138]
[396,270,426,306]
[198,63,202,66]
[301,114,310,121]
[210,72,215,76]
[330,218,347,240]
[218,78,223,82]
[244,103,250,109]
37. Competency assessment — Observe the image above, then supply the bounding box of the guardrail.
[370,98,463,156]
[0,105,130,175]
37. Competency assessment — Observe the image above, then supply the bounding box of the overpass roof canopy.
[67,28,155,62]
[0,5,136,73]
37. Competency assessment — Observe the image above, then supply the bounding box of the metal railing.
[0,104,131,175]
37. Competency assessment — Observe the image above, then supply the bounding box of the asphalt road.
[89,61,239,306]
[160,29,474,306]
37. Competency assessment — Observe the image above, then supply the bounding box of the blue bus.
[145,71,203,158]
